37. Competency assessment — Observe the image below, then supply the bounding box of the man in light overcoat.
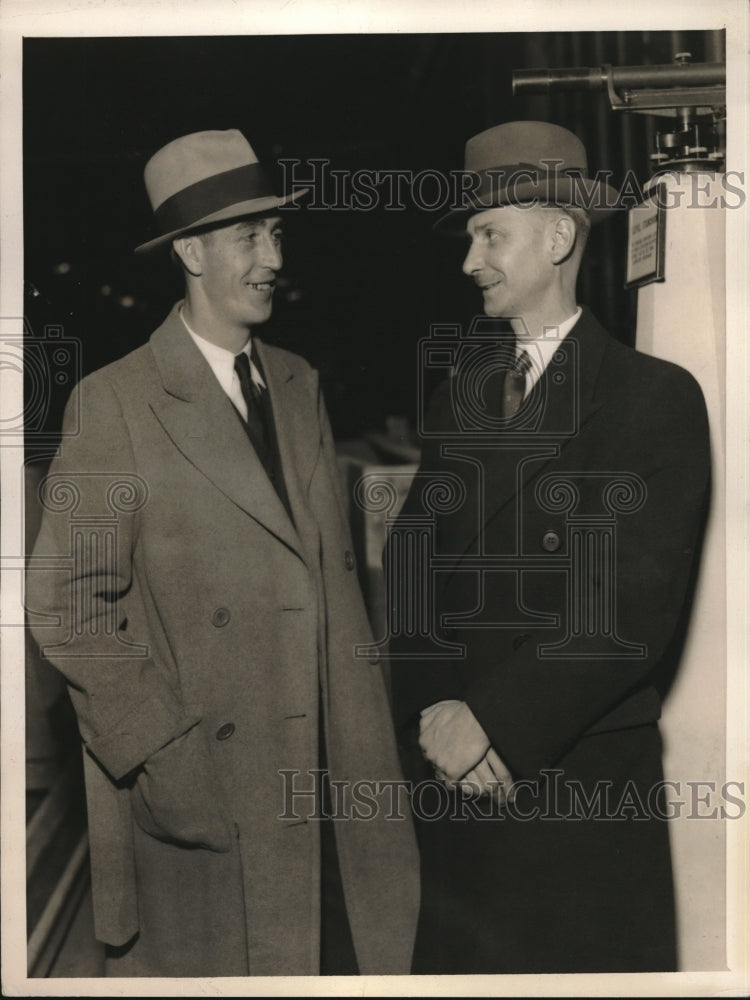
[28,129,419,977]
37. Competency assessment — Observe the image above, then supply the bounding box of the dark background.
[23,30,720,442]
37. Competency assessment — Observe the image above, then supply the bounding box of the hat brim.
[433,178,622,235]
[134,188,309,254]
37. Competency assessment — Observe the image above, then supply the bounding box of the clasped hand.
[419,700,514,801]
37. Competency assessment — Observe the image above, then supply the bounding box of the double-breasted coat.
[28,303,419,976]
[389,308,710,973]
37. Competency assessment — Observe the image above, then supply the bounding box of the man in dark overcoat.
[28,129,419,977]
[389,121,710,974]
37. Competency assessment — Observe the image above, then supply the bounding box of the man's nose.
[461,239,481,276]
[258,233,282,271]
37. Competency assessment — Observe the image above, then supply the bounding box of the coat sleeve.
[463,367,712,780]
[26,373,199,782]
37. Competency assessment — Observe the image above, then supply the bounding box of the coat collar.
[147,303,307,561]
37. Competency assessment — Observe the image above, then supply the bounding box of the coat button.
[344,550,355,571]
[216,723,235,741]
[368,652,380,666]
[513,633,531,651]
[541,530,561,552]
[212,607,231,627]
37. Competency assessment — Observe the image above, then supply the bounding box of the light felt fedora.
[435,120,621,233]
[135,129,309,253]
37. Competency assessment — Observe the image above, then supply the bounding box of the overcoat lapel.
[148,306,304,562]
[434,308,610,571]
[255,337,323,569]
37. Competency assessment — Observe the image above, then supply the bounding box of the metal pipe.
[513,62,725,96]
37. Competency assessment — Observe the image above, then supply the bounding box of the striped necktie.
[502,349,532,418]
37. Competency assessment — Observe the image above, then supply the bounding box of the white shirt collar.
[179,306,266,392]
[517,307,582,394]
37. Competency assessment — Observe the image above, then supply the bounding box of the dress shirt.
[517,306,582,399]
[180,306,266,422]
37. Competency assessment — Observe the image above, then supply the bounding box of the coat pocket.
[130,720,233,852]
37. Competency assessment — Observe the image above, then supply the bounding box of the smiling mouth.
[248,281,275,291]
[478,280,502,291]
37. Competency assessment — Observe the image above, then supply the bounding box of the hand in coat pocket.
[131,723,234,852]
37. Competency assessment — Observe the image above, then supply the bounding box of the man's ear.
[171,235,204,276]
[549,214,576,265]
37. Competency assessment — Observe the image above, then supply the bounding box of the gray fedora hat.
[435,120,621,233]
[135,129,308,253]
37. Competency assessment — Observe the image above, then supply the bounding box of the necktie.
[234,350,269,462]
[502,349,532,418]
[234,349,295,522]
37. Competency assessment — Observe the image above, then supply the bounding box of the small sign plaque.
[625,189,666,289]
